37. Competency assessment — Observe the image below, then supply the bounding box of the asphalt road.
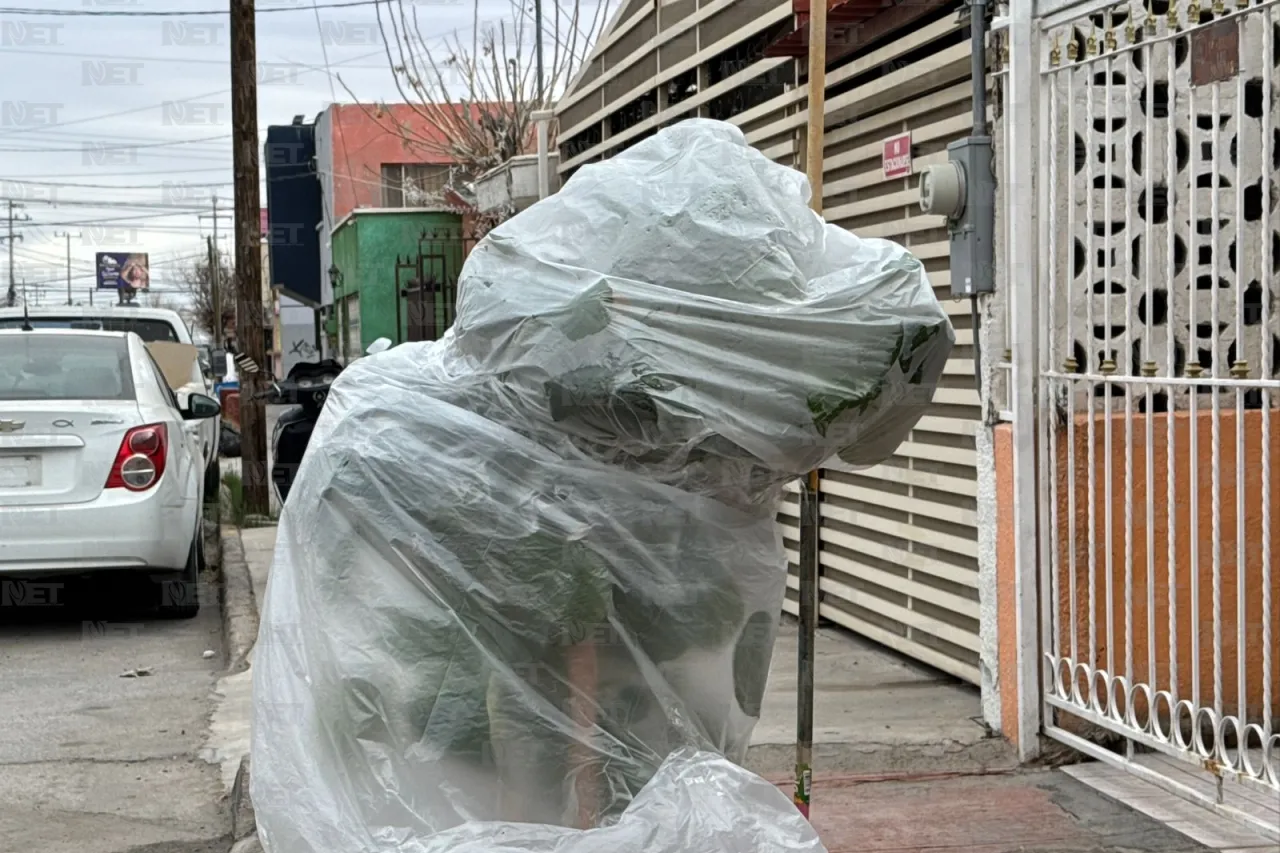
[0,571,231,853]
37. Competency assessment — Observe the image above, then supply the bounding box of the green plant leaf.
[559,281,613,341]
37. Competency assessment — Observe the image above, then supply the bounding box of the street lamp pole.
[534,0,545,105]
[533,0,551,201]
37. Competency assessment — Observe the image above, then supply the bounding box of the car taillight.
[105,423,168,491]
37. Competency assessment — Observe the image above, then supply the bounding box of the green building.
[328,208,470,360]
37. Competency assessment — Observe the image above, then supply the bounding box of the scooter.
[266,338,393,506]
[264,358,345,506]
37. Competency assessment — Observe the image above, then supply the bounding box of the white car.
[0,305,223,502]
[0,329,221,617]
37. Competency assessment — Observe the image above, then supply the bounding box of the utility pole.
[3,200,28,307]
[199,194,231,345]
[794,0,827,824]
[231,0,269,515]
[208,235,222,345]
[212,194,219,343]
[54,230,81,305]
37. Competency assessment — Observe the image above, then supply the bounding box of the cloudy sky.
[0,0,599,307]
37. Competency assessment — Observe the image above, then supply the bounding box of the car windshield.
[0,316,180,342]
[0,334,135,401]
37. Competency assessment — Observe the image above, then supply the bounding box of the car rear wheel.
[157,530,201,620]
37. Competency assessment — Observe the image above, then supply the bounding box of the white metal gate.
[1003,0,1279,836]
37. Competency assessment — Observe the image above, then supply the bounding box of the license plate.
[0,455,39,488]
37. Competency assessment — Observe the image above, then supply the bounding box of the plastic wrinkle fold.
[251,118,954,853]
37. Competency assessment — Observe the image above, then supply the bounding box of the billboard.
[96,252,149,291]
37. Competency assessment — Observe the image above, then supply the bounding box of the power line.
[0,134,232,154]
[0,125,260,144]
[0,0,390,16]
[24,210,211,227]
[0,45,395,71]
[0,36,393,141]
[0,88,230,138]
[0,197,210,210]
[6,177,231,190]
[13,244,92,264]
[10,167,230,179]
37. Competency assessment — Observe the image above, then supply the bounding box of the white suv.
[0,305,223,500]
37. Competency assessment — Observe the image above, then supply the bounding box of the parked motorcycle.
[264,340,393,505]
[262,357,345,506]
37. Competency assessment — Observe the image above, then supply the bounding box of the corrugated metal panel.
[551,0,981,684]
[808,9,981,685]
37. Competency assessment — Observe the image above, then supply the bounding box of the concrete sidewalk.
[791,769,1217,853]
[207,525,1226,853]
[214,527,1007,776]
[747,621,1009,776]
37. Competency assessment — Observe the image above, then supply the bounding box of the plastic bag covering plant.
[251,118,953,853]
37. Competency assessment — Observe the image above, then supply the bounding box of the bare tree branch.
[364,0,615,190]
[179,252,235,341]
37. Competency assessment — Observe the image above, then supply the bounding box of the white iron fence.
[1004,0,1279,837]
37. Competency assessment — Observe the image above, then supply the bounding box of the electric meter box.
[919,136,995,298]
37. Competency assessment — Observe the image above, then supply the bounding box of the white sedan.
[0,329,221,617]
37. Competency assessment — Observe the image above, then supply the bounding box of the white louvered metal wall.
[555,0,982,685]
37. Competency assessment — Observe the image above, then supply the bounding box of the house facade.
[552,0,1279,834]
[329,209,469,360]
[313,104,481,359]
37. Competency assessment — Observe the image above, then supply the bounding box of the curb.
[218,527,261,852]
[229,754,258,845]
[745,734,1017,779]
[219,525,259,675]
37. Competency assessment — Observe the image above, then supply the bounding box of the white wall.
[315,106,336,311]
[279,296,318,374]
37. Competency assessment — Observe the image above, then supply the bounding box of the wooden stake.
[566,642,599,829]
[805,0,828,215]
[796,0,827,821]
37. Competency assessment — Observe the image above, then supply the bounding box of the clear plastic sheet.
[251,119,954,853]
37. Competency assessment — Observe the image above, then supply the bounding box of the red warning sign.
[882,132,913,180]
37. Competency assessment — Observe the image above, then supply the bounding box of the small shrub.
[221,470,248,527]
